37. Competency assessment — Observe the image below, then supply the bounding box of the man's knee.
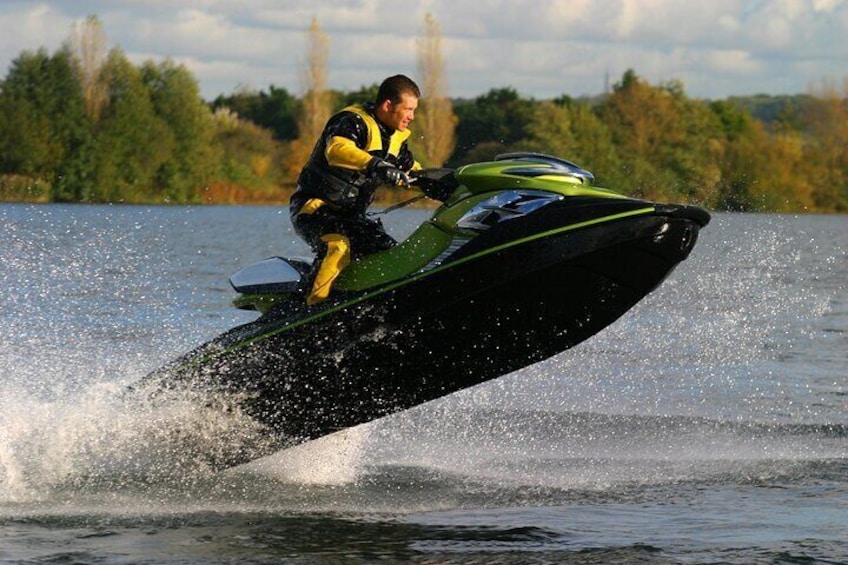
[306,233,351,305]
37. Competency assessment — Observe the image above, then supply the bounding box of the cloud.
[1,0,846,101]
[0,3,72,58]
[131,9,295,61]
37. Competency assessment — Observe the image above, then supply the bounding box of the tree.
[554,98,625,189]
[287,18,332,179]
[759,131,813,212]
[451,87,535,164]
[713,100,801,211]
[602,70,680,161]
[342,83,379,107]
[0,50,62,178]
[207,107,288,203]
[518,101,576,155]
[712,98,816,212]
[0,48,90,200]
[90,49,172,201]
[211,85,299,141]
[142,59,220,201]
[710,100,766,210]
[799,79,848,211]
[66,14,109,123]
[413,12,456,167]
[598,70,725,204]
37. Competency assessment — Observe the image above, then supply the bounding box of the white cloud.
[812,0,844,10]
[1,0,846,100]
[0,4,71,59]
[703,49,762,75]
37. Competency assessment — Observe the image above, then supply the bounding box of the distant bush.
[0,175,51,202]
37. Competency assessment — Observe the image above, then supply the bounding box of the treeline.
[1,33,846,212]
[446,74,848,213]
[0,48,288,205]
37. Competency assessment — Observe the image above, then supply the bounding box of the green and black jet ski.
[137,153,711,468]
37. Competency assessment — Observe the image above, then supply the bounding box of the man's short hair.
[376,75,421,105]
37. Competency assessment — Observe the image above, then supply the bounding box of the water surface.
[1,204,845,563]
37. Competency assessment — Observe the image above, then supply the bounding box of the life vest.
[342,105,411,158]
[294,105,412,212]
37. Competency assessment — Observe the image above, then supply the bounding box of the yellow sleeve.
[325,136,373,171]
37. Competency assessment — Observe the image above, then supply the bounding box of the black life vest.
[296,105,411,211]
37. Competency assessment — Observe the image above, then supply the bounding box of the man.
[290,74,422,305]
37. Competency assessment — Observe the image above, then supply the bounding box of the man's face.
[380,92,418,131]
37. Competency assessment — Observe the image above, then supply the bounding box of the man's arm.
[324,113,372,171]
[325,136,372,170]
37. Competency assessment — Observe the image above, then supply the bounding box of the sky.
[1,0,847,102]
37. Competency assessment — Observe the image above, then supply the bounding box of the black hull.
[139,208,704,468]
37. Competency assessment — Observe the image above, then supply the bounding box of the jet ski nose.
[679,222,698,255]
[655,203,712,227]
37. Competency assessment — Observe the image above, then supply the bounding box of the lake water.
[0,203,845,564]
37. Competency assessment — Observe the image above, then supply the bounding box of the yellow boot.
[307,234,350,305]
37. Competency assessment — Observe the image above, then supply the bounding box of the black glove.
[420,182,453,202]
[411,169,458,202]
[367,158,410,187]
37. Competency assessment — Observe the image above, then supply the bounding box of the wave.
[1,373,844,513]
[0,382,274,502]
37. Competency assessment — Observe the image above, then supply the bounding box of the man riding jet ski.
[291,74,449,305]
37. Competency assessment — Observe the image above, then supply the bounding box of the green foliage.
[213,109,285,185]
[0,42,283,204]
[142,59,221,202]
[212,85,299,141]
[341,83,379,107]
[0,48,91,200]
[451,88,535,165]
[441,71,846,212]
[0,91,56,177]
[88,49,173,201]
[1,43,846,212]
[727,93,818,126]
[0,175,51,202]
[555,99,625,189]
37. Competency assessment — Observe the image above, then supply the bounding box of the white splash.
[238,425,370,485]
[0,381,274,503]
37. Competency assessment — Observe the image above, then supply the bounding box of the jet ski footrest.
[229,257,312,295]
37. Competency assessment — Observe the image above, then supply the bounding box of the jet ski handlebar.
[366,168,457,217]
[409,168,458,202]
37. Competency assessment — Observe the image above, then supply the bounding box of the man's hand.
[368,158,411,187]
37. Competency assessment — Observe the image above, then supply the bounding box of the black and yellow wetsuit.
[290,103,419,305]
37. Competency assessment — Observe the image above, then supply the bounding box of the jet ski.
[137,153,710,468]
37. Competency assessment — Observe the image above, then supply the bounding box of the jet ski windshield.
[457,190,564,234]
[495,152,595,185]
